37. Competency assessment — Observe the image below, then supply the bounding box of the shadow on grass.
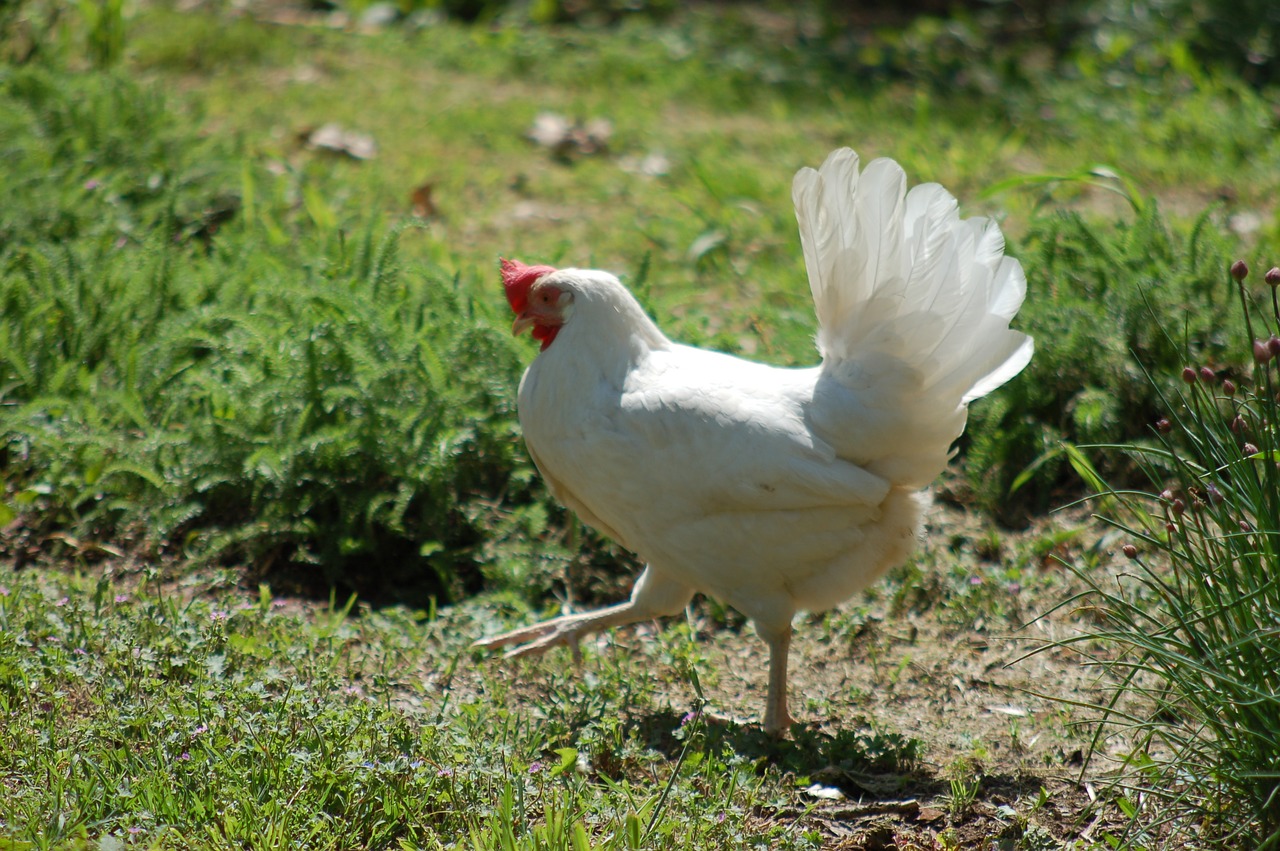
[630,707,944,800]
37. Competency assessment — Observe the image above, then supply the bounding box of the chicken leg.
[757,623,793,736]
[473,565,694,659]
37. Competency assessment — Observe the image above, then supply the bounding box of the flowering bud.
[1182,367,1198,384]
[1267,267,1280,287]
[1240,520,1253,532]
[1231,259,1249,281]
[1156,417,1173,433]
[1223,379,1236,396]
[1244,443,1259,456]
[1206,483,1224,505]
[1231,414,1248,433]
[1270,337,1280,357]
[1254,340,1273,363]
[1165,522,1177,534]
[1122,544,1138,559]
[1172,498,1186,516]
[1199,367,1216,383]
[1160,489,1175,502]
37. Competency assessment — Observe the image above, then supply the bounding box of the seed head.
[1231,259,1249,281]
[1267,267,1280,287]
[1122,544,1138,559]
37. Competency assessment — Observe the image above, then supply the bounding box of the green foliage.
[1053,261,1280,849]
[0,63,548,601]
[966,191,1241,517]
[1085,0,1280,88]
[77,0,124,68]
[129,7,284,73]
[0,64,218,248]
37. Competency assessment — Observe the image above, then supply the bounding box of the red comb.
[500,258,557,313]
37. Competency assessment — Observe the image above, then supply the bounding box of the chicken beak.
[512,312,536,337]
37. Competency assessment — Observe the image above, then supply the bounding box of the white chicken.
[475,148,1033,735]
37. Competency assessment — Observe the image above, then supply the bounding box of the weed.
[943,758,982,819]
[1055,260,1280,848]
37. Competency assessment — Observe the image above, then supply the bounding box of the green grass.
[0,570,707,846]
[0,566,944,849]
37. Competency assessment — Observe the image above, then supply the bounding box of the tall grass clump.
[1059,260,1280,848]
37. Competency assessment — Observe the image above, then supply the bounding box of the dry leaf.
[410,182,437,218]
[917,806,946,823]
[305,123,377,160]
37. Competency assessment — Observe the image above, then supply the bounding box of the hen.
[475,148,1033,734]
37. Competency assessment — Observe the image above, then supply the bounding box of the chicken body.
[476,149,1033,734]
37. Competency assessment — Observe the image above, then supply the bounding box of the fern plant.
[0,64,563,601]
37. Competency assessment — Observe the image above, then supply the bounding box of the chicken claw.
[472,616,587,662]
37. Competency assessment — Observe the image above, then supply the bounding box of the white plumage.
[475,149,1033,734]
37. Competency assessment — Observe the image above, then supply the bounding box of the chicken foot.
[473,565,695,660]
[471,601,649,660]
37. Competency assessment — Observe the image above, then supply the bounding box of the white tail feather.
[794,149,1033,487]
